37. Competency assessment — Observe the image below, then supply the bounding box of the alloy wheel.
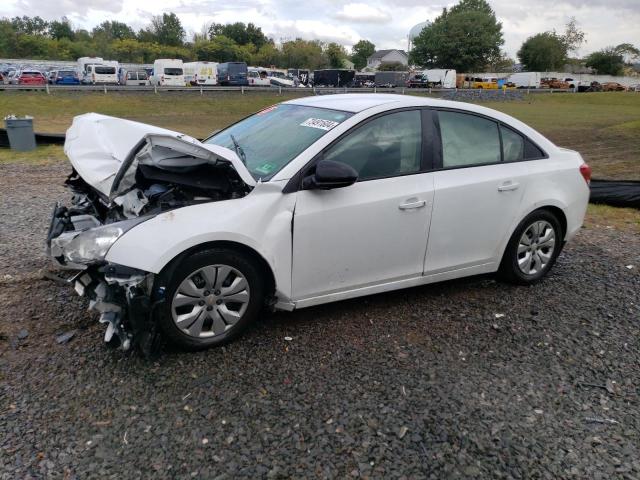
[517,220,556,275]
[171,264,250,338]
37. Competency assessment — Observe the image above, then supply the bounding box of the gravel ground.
[1,161,639,479]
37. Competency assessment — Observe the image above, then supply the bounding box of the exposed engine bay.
[46,113,254,353]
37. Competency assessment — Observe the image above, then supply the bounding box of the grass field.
[1,90,638,179]
[1,90,638,231]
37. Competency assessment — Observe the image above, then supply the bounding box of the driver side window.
[323,110,422,181]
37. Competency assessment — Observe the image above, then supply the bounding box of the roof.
[368,49,408,61]
[285,94,434,113]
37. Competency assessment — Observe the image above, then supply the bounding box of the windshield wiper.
[230,134,247,165]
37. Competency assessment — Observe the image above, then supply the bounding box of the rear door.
[424,110,531,274]
[292,109,435,301]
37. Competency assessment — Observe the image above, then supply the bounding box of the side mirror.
[302,159,358,190]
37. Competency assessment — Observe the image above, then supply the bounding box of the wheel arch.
[499,204,568,264]
[157,240,277,299]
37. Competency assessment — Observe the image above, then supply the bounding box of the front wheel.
[498,210,563,285]
[156,248,265,350]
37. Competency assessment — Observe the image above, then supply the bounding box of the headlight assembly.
[52,217,149,265]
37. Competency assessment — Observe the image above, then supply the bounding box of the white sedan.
[48,94,590,352]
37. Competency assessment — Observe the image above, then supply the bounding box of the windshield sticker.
[300,118,340,131]
[255,162,277,175]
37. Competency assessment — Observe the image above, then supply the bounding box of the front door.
[291,109,434,301]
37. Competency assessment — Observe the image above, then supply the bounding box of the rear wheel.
[498,210,563,285]
[156,248,264,350]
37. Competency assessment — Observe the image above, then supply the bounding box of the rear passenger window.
[438,111,500,168]
[524,138,545,159]
[501,126,524,162]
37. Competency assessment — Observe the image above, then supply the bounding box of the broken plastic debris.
[494,313,505,319]
[284,336,293,341]
[625,265,634,269]
[56,330,77,344]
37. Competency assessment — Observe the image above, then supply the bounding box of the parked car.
[217,62,248,86]
[121,70,149,86]
[17,70,47,86]
[247,68,271,86]
[48,94,590,352]
[540,78,570,89]
[407,73,429,88]
[601,82,627,92]
[48,69,80,85]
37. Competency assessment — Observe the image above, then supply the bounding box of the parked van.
[151,59,185,87]
[77,57,103,78]
[184,61,218,86]
[507,72,541,89]
[247,68,270,86]
[217,62,248,86]
[423,69,457,88]
[121,69,149,86]
[83,63,118,85]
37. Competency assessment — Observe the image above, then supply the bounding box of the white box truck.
[423,69,457,88]
[151,59,185,86]
[507,72,541,88]
[184,61,218,86]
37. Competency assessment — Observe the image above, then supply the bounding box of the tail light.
[580,163,592,185]
[92,74,96,81]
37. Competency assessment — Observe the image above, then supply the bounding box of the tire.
[155,248,265,350]
[498,210,563,285]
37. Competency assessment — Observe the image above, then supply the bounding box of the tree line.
[409,0,639,75]
[0,14,354,69]
[1,3,639,76]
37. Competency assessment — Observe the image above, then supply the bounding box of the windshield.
[206,104,352,181]
[59,70,75,76]
[95,66,115,74]
[164,68,183,75]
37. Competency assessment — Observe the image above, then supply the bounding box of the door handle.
[498,182,520,192]
[399,200,426,210]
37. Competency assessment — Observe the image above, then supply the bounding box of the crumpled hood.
[64,113,255,198]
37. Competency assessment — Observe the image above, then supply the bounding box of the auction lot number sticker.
[300,118,340,131]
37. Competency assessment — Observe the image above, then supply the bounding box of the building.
[366,50,409,70]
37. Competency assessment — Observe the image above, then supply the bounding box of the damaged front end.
[47,113,255,352]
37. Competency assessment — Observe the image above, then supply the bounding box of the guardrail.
[0,84,595,95]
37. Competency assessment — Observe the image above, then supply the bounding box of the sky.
[2,0,639,59]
